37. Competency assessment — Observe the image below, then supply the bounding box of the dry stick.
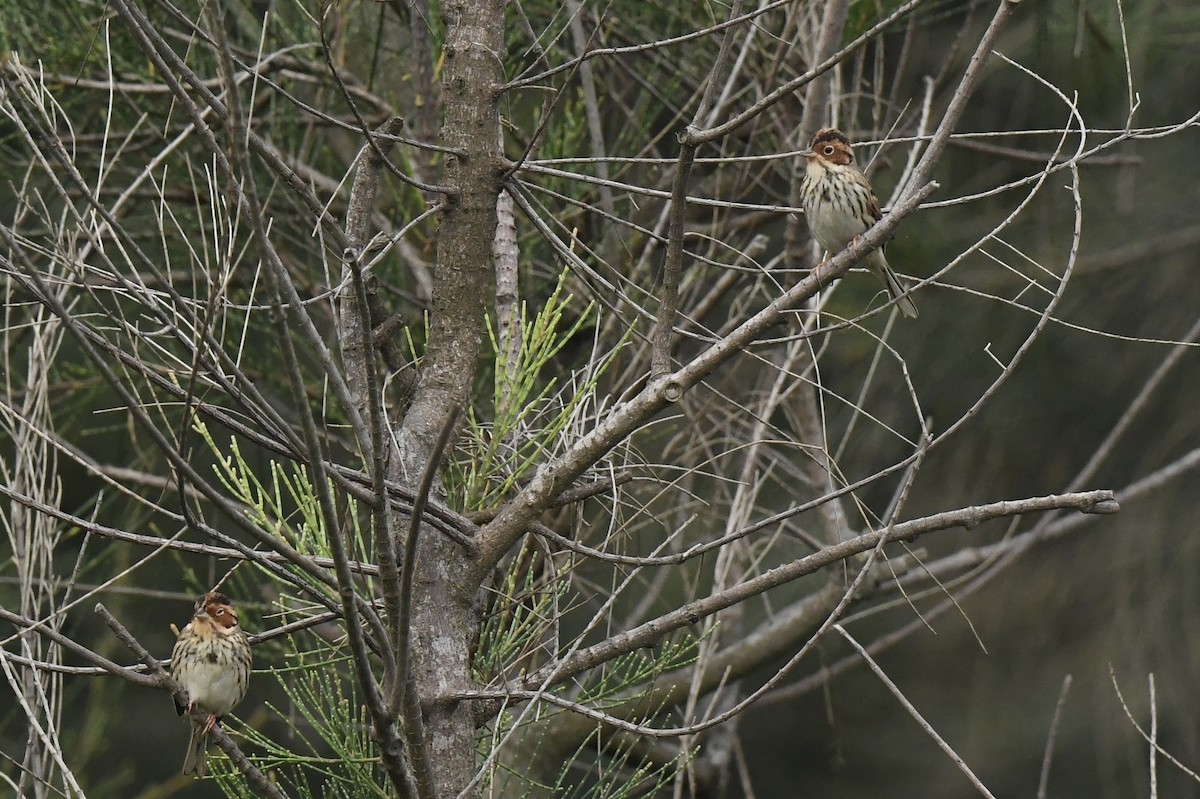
[465,475,633,524]
[342,116,406,698]
[885,10,920,129]
[504,0,607,178]
[1109,667,1200,784]
[650,142,698,376]
[522,519,738,569]
[202,3,411,794]
[390,0,438,179]
[673,234,769,349]
[650,0,745,376]
[93,604,288,799]
[0,650,144,679]
[675,283,771,765]
[318,15,450,196]
[108,0,370,449]
[1149,673,1159,799]
[2,60,304,461]
[199,7,394,654]
[469,179,936,588]
[692,0,932,146]
[545,472,633,508]
[1079,222,1200,272]
[1036,674,1072,799]
[396,407,459,799]
[493,189,521,384]
[900,447,1200,587]
[340,144,441,364]
[951,137,1139,165]
[508,0,815,90]
[767,450,1200,708]
[462,490,1116,714]
[506,0,556,173]
[799,0,850,142]
[518,159,799,211]
[473,0,1012,584]
[0,606,157,687]
[1067,310,1200,494]
[0,231,343,613]
[835,624,997,799]
[565,0,616,222]
[901,0,1022,198]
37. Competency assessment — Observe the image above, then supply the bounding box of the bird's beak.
[799,147,815,159]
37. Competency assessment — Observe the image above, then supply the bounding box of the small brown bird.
[170,591,251,777]
[799,127,918,318]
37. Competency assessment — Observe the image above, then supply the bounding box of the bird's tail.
[182,721,208,777]
[875,257,918,318]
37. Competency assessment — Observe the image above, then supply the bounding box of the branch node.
[1084,498,1120,515]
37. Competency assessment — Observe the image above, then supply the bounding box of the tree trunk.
[397,0,506,796]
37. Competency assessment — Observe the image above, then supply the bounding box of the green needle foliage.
[457,268,606,511]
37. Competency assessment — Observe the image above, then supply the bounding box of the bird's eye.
[823,146,834,155]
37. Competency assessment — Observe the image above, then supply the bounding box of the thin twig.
[689,0,932,146]
[1110,666,1200,784]
[1036,674,1072,799]
[341,115,406,702]
[470,179,938,587]
[202,3,410,793]
[0,606,157,687]
[465,490,1115,714]
[650,142,697,376]
[396,406,460,799]
[650,0,745,375]
[1149,673,1158,799]
[318,14,451,196]
[836,624,996,797]
[900,0,1021,198]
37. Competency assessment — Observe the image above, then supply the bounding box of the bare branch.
[464,490,1115,711]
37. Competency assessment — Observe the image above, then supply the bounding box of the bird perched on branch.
[799,127,918,318]
[171,591,251,777]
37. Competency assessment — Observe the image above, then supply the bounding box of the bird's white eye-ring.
[823,145,835,155]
